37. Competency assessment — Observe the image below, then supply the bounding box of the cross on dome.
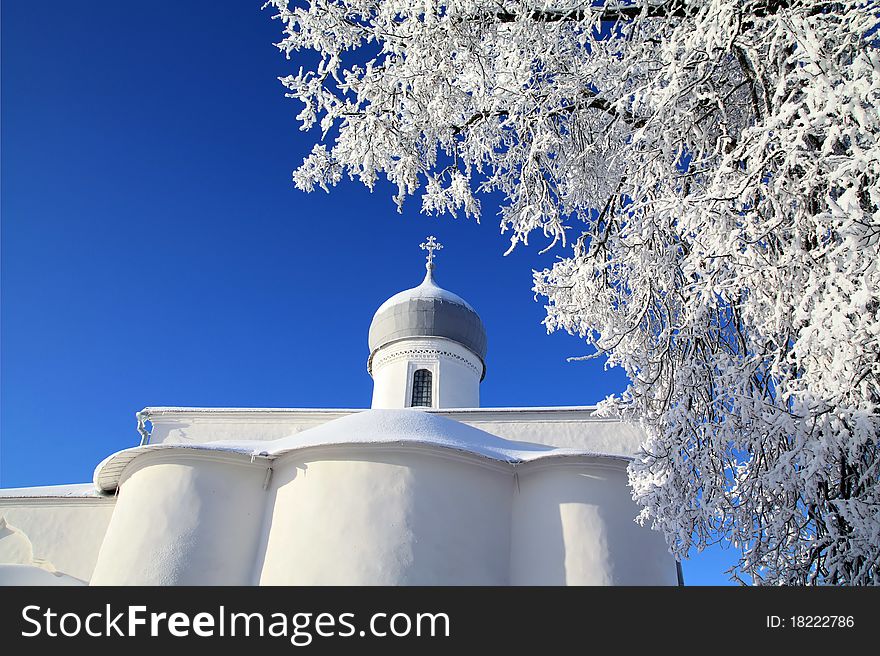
[420,236,443,269]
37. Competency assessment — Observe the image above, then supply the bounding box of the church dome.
[368,263,487,373]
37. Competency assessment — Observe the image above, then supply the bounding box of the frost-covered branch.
[267,0,880,585]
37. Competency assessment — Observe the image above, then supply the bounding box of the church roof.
[368,265,488,371]
[0,483,107,499]
[92,409,628,493]
[242,408,554,460]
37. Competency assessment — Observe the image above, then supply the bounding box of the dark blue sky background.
[1,0,735,584]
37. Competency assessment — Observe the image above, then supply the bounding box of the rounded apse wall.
[87,445,677,585]
[510,460,678,585]
[90,452,268,585]
[256,446,513,585]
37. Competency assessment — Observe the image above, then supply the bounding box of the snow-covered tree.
[265,0,880,584]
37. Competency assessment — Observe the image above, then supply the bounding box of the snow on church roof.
[93,409,628,493]
[231,408,562,459]
[372,266,479,316]
[0,483,108,499]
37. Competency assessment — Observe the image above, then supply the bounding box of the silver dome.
[368,266,487,377]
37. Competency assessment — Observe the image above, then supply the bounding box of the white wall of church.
[257,447,511,585]
[370,338,482,409]
[89,454,267,585]
[142,407,647,457]
[510,461,679,585]
[78,444,676,586]
[0,501,114,583]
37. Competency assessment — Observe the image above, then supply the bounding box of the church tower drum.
[368,237,487,409]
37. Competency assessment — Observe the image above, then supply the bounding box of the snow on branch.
[267,0,880,585]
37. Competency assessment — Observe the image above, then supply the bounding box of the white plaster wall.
[510,462,677,585]
[90,454,268,585]
[459,416,646,456]
[0,501,115,583]
[0,564,86,586]
[147,413,356,445]
[257,447,511,585]
[77,429,675,586]
[370,338,481,409]
[370,356,413,408]
[436,357,481,408]
[0,517,32,564]
[142,409,644,457]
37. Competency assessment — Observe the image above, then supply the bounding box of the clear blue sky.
[1,0,736,584]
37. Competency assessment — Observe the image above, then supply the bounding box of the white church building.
[0,238,680,586]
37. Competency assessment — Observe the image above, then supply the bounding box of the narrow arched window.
[411,369,433,407]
